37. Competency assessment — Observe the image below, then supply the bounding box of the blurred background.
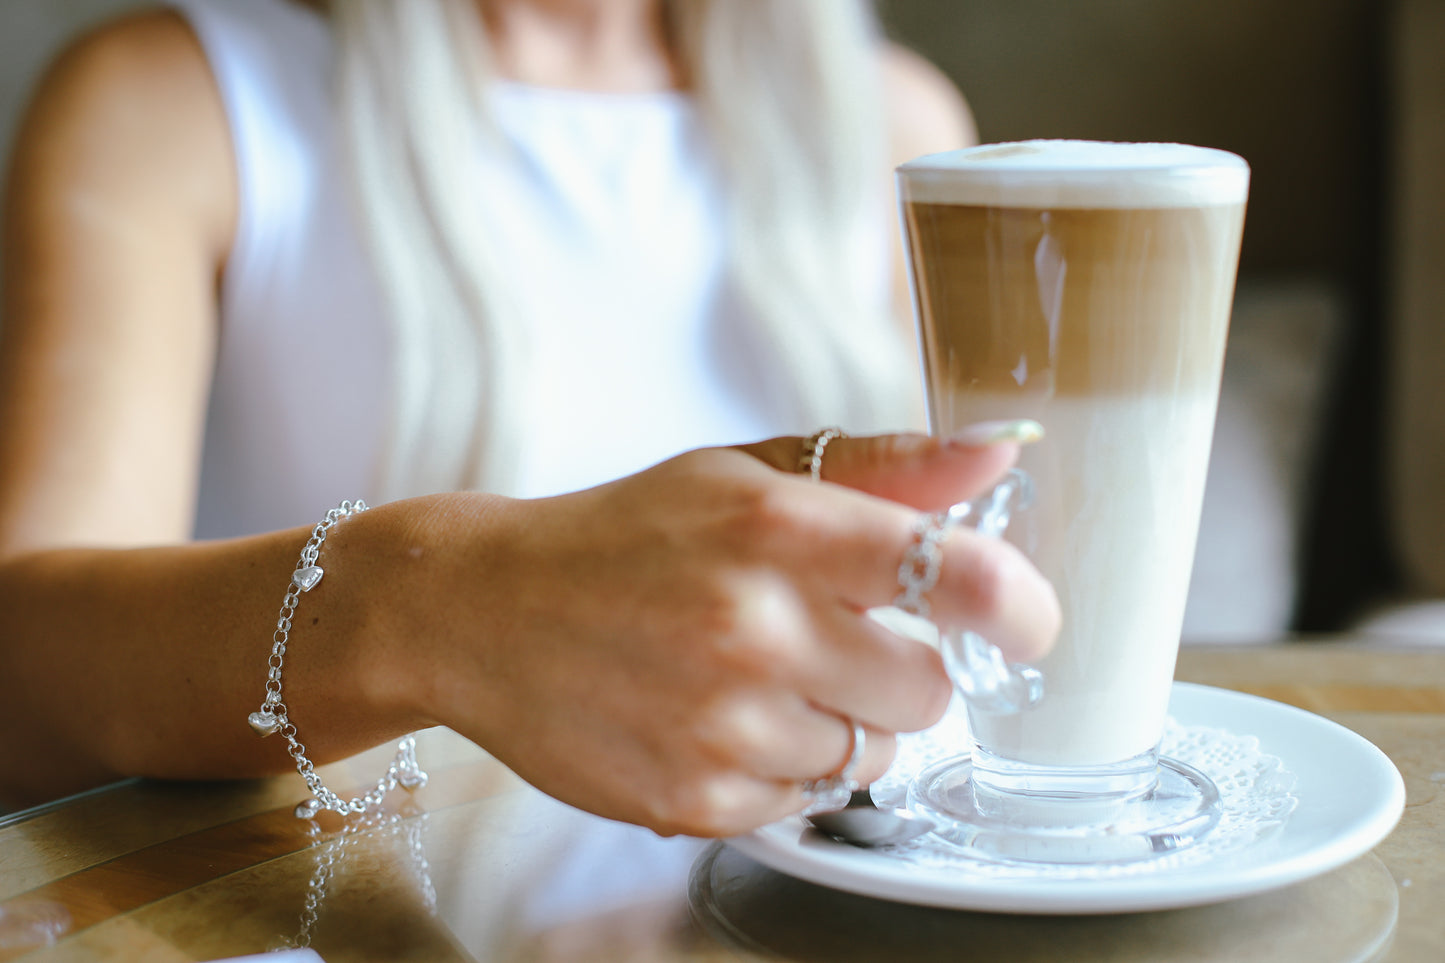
[2,0,1441,642]
[876,0,1397,641]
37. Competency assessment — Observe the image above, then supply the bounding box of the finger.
[698,691,858,781]
[794,717,897,795]
[820,431,1018,510]
[795,602,952,734]
[645,769,804,837]
[694,687,903,781]
[769,481,1059,664]
[850,724,899,788]
[931,530,1060,662]
[649,725,898,837]
[738,425,1038,513]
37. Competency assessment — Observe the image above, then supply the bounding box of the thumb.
[745,421,1044,513]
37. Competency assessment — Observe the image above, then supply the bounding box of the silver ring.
[798,428,847,482]
[893,512,950,619]
[802,717,866,802]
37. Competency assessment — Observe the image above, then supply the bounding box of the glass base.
[908,753,1221,865]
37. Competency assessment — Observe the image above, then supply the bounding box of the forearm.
[0,438,1060,837]
[0,496,471,808]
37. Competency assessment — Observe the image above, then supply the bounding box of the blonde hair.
[334,0,918,500]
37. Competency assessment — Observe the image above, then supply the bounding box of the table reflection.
[3,643,1443,961]
[272,806,436,953]
[251,790,710,962]
[267,788,1399,963]
[690,843,1398,963]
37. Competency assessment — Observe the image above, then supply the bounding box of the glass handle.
[939,469,1045,714]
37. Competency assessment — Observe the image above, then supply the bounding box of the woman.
[0,0,1058,835]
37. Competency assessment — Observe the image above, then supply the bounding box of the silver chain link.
[893,511,952,619]
[274,808,436,950]
[248,499,428,819]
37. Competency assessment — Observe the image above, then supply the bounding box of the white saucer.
[728,682,1405,914]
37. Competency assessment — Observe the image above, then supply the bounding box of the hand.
[411,433,1060,837]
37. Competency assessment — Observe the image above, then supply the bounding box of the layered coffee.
[899,142,1248,766]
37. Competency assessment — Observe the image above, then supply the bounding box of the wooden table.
[2,639,1442,962]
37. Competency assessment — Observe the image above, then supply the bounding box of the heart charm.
[292,565,324,592]
[248,711,281,737]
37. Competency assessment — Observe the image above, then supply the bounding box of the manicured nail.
[947,419,1045,447]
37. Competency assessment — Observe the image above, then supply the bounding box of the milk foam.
[898,140,1249,209]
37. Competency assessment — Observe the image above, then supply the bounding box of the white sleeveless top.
[171,0,798,539]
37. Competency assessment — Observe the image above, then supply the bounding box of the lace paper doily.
[867,701,1299,880]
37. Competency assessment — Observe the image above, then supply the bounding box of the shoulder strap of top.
[163,0,334,296]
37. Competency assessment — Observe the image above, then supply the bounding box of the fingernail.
[947,419,1045,447]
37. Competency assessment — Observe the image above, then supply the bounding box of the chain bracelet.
[246,499,429,819]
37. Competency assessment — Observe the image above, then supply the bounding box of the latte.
[899,141,1248,766]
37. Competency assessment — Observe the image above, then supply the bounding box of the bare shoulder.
[0,11,235,552]
[878,43,978,165]
[12,9,234,255]
[25,9,219,137]
[30,9,218,116]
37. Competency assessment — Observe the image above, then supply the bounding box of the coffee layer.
[904,202,1245,399]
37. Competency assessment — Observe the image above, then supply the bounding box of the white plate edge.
[726,681,1408,914]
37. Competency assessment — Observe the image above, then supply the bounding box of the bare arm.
[0,12,425,805]
[0,14,227,553]
[0,16,1057,835]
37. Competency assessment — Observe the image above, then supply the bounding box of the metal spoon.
[805,789,936,847]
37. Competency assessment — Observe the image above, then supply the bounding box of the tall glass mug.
[897,141,1249,863]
